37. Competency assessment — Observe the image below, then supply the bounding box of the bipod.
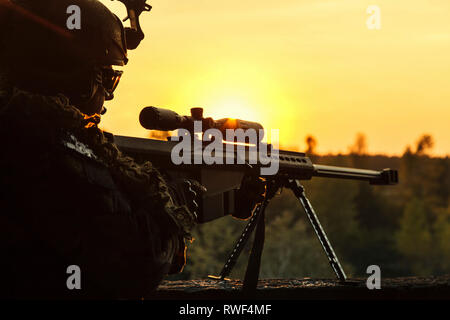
[209,179,347,292]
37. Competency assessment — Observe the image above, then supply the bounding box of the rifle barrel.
[312,164,398,185]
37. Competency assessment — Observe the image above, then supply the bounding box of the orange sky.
[99,0,450,156]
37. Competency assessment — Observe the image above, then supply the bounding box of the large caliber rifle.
[112,107,398,291]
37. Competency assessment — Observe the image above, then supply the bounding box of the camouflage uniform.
[0,76,196,299]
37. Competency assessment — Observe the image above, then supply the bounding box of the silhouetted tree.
[349,133,367,155]
[415,134,434,155]
[305,135,317,155]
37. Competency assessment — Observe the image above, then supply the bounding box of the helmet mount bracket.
[113,0,152,50]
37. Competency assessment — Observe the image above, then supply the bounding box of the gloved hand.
[165,178,206,274]
[232,176,266,220]
[166,178,207,222]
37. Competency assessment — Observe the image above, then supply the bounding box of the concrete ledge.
[154,276,450,300]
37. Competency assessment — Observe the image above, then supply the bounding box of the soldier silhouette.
[0,0,204,299]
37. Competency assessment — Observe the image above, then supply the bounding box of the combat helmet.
[0,0,131,109]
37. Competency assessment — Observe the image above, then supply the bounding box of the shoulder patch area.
[61,133,98,160]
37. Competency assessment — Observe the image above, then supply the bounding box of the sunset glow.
[99,0,450,156]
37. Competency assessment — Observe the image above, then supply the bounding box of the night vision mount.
[113,0,152,49]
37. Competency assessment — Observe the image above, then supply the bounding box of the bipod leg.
[289,180,347,282]
[208,202,266,281]
[242,199,268,292]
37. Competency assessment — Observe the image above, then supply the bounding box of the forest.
[164,133,449,280]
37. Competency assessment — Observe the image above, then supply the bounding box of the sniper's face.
[76,65,123,116]
[77,84,106,116]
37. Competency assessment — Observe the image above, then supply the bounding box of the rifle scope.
[139,106,264,140]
